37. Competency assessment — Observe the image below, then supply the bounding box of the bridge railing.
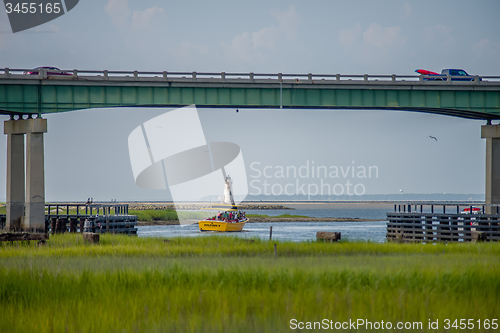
[2,68,500,84]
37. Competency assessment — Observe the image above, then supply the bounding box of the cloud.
[33,23,60,33]
[105,0,131,28]
[337,23,408,72]
[0,19,9,49]
[223,5,301,66]
[422,25,454,46]
[132,6,164,30]
[171,41,214,67]
[105,0,164,30]
[339,23,406,51]
[363,23,405,48]
[271,5,301,39]
[339,23,361,48]
[251,26,280,50]
[400,2,412,17]
[339,22,407,55]
[224,32,265,66]
[474,38,500,58]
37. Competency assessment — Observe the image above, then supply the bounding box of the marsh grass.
[129,209,179,221]
[0,235,499,332]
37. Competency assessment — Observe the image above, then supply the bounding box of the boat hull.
[198,218,248,232]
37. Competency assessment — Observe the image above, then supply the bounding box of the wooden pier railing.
[46,203,137,235]
[0,203,137,235]
[387,202,500,242]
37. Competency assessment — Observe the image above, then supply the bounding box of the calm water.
[137,207,388,242]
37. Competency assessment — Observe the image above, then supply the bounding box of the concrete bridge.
[1,68,500,231]
[1,68,500,118]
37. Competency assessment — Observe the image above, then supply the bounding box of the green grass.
[0,235,499,332]
[129,209,179,221]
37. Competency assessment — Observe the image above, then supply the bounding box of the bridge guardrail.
[2,68,500,84]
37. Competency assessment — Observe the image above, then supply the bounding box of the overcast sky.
[1,1,499,201]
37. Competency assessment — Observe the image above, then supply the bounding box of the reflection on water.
[138,208,387,242]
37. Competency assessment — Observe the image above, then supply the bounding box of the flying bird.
[429,136,438,141]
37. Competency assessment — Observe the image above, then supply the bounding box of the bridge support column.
[25,131,46,232]
[482,125,500,213]
[5,132,25,231]
[4,118,47,232]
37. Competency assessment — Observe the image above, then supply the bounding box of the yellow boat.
[199,218,248,232]
[198,175,247,232]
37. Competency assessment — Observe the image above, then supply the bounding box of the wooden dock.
[387,203,500,242]
[1,203,138,235]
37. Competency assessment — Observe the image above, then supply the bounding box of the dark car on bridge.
[23,67,71,76]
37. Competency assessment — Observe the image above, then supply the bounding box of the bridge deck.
[1,69,500,119]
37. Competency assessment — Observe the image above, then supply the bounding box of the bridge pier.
[482,125,500,213]
[5,132,25,231]
[25,131,46,231]
[4,118,47,232]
